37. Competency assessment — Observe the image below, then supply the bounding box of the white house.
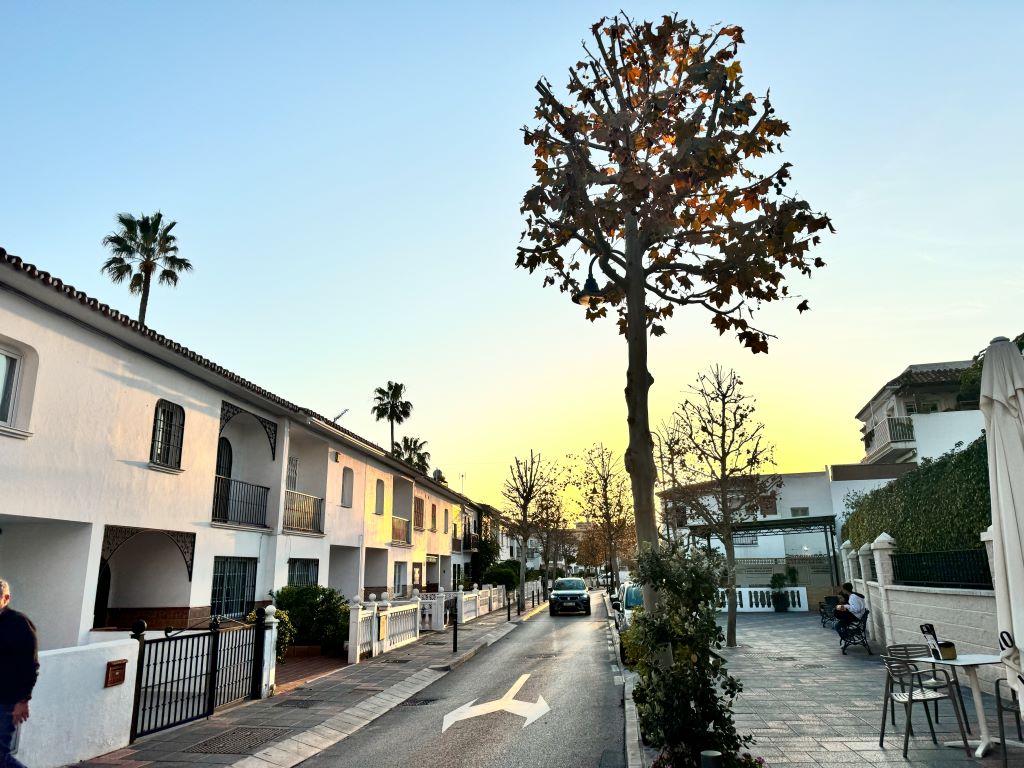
[0,251,485,652]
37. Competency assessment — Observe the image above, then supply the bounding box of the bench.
[838,609,872,655]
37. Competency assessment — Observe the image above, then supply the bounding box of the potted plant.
[770,573,789,612]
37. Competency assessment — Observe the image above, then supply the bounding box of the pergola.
[683,514,842,587]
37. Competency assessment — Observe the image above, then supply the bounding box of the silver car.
[611,582,643,632]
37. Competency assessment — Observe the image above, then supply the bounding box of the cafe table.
[910,653,1021,758]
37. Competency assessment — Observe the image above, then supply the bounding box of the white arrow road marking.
[441,673,550,733]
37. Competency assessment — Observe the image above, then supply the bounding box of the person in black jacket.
[0,578,38,768]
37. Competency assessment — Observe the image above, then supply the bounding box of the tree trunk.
[725,536,737,647]
[138,271,152,326]
[609,539,619,593]
[389,419,395,453]
[518,539,528,611]
[620,216,659,610]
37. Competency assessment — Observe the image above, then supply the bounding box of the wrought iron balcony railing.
[284,490,325,534]
[211,476,270,528]
[463,532,480,552]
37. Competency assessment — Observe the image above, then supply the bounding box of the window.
[413,497,425,530]
[790,507,810,517]
[734,533,759,546]
[0,350,20,426]
[210,556,257,619]
[150,400,185,469]
[443,508,449,533]
[374,479,385,515]
[341,467,354,507]
[430,504,437,531]
[288,558,319,586]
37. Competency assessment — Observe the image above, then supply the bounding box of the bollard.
[453,612,459,654]
[700,751,723,768]
[507,596,512,622]
[516,590,521,616]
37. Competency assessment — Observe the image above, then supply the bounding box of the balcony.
[451,535,463,553]
[863,416,916,463]
[392,517,411,546]
[284,490,325,534]
[463,532,480,552]
[211,476,270,528]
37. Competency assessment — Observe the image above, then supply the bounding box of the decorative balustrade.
[347,604,376,664]
[866,416,915,456]
[211,476,270,527]
[283,490,324,534]
[457,589,479,623]
[715,586,808,612]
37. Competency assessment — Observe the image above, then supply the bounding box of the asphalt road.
[301,591,625,768]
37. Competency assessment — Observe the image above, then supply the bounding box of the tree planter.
[771,593,789,612]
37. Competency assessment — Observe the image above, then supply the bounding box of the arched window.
[374,479,385,515]
[216,437,233,477]
[151,399,185,469]
[341,467,354,507]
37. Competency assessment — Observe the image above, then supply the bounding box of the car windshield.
[553,578,585,591]
[624,586,643,609]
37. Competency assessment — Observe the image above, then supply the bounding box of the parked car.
[611,581,643,633]
[549,577,592,616]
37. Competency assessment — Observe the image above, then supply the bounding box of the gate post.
[128,620,147,743]
[205,617,222,716]
[250,607,267,700]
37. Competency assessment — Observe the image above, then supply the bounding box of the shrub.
[271,585,350,656]
[483,564,519,591]
[843,435,990,552]
[629,543,751,767]
[247,608,295,663]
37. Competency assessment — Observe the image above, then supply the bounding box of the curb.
[605,591,645,768]
[229,615,521,768]
[513,600,549,623]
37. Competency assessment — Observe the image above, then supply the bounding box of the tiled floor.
[723,613,1024,767]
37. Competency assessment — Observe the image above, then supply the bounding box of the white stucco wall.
[828,476,895,530]
[911,410,984,461]
[15,638,138,768]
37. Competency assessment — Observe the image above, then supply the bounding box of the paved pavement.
[301,593,624,768]
[705,613,1023,767]
[78,600,548,768]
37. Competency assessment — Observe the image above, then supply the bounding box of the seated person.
[833,582,865,634]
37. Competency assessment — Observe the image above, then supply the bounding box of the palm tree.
[371,381,413,450]
[394,436,430,473]
[101,212,192,326]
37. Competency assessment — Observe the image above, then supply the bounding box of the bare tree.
[533,488,574,593]
[502,450,559,610]
[570,443,635,593]
[656,366,778,647]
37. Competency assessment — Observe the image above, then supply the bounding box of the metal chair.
[996,677,1024,768]
[885,643,970,734]
[879,655,971,758]
[819,595,839,628]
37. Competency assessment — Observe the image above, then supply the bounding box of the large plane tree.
[517,15,832,609]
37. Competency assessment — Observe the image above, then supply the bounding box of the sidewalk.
[622,612,1024,767]
[79,601,548,768]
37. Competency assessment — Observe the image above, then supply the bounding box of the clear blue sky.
[3,2,1022,506]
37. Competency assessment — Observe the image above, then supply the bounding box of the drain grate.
[276,699,322,709]
[425,641,446,646]
[185,727,292,754]
[770,656,797,662]
[399,697,438,706]
[381,658,411,664]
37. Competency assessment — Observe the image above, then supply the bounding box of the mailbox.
[105,659,128,688]
[378,613,388,641]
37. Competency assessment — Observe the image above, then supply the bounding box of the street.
[301,593,625,768]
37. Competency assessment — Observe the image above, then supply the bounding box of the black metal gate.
[131,617,267,740]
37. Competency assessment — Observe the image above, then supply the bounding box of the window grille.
[341,467,354,507]
[414,497,425,529]
[0,351,19,425]
[210,556,257,619]
[430,504,437,531]
[734,533,758,546]
[286,456,298,491]
[151,400,185,468]
[288,558,319,586]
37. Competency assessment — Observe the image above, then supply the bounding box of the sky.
[2,2,1022,509]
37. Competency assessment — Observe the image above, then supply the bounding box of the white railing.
[378,602,419,654]
[478,588,492,616]
[457,589,479,623]
[716,586,809,612]
[348,604,376,663]
[417,592,449,631]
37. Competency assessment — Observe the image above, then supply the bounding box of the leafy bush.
[843,436,990,552]
[271,585,350,656]
[629,543,751,767]
[483,564,520,590]
[247,607,295,663]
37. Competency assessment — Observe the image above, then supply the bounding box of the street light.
[571,256,608,306]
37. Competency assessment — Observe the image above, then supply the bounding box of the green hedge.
[843,435,990,552]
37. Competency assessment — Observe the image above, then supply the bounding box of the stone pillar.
[871,533,896,648]
[348,598,363,664]
[261,605,278,697]
[858,543,873,584]
[840,540,855,582]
